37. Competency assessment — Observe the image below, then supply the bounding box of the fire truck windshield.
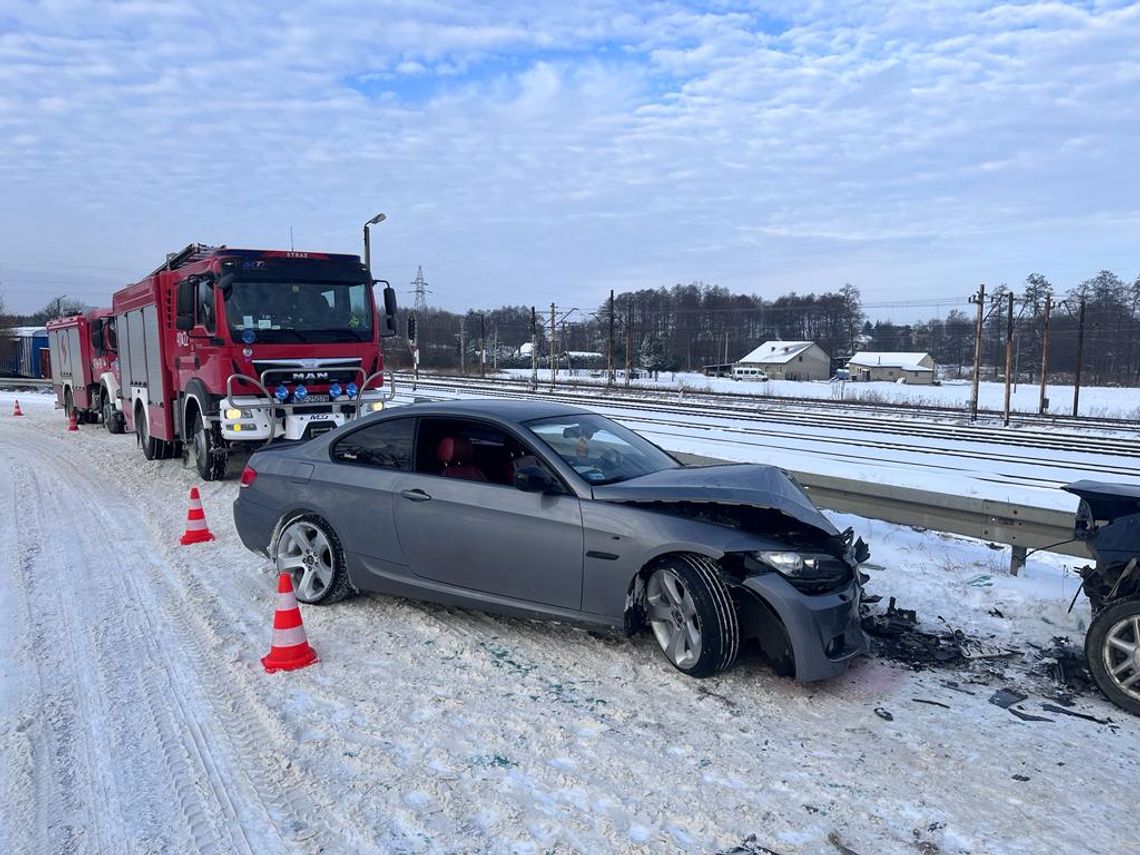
[223,280,373,343]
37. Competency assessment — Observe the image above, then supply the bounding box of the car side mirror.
[515,465,554,493]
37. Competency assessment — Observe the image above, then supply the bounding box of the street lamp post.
[363,212,386,274]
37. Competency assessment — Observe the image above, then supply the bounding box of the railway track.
[395,373,1140,460]
[394,371,1137,434]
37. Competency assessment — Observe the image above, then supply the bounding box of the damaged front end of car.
[599,464,871,681]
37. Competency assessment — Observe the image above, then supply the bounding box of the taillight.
[240,464,258,488]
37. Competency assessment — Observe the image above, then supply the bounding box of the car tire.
[192,414,226,481]
[275,515,354,605]
[1085,597,1140,716]
[645,554,739,678]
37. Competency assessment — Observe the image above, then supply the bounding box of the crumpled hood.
[592,463,839,537]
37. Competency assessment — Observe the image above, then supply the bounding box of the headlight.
[367,401,384,412]
[754,550,810,576]
[224,408,253,420]
[750,549,853,593]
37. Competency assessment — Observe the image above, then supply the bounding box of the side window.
[331,418,414,469]
[415,416,545,487]
[197,280,215,334]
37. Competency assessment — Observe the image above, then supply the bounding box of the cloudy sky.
[1,0,1138,317]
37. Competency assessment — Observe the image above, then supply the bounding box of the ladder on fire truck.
[147,244,224,277]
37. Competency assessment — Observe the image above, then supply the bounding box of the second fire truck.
[112,244,398,480]
[46,309,125,432]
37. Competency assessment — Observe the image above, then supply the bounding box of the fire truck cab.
[113,244,398,480]
[46,309,125,432]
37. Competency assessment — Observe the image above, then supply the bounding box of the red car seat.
[436,437,488,482]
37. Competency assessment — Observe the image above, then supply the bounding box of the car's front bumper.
[738,573,866,682]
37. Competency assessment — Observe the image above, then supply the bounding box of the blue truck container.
[4,326,49,378]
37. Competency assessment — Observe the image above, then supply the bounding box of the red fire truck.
[46,309,125,432]
[112,244,398,480]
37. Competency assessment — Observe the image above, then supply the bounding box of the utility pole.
[459,317,466,375]
[1038,295,1051,415]
[549,303,557,391]
[479,313,486,379]
[530,306,538,391]
[607,289,615,388]
[1073,297,1086,417]
[625,297,633,387]
[1003,291,1014,426]
[968,283,986,420]
[492,326,499,372]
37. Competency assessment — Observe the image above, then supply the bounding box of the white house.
[846,351,936,384]
[734,341,831,381]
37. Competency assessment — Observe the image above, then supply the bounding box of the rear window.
[331,417,414,470]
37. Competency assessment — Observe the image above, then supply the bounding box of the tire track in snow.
[0,418,323,853]
[12,413,383,852]
[7,433,238,853]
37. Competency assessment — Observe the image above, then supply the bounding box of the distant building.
[846,351,935,384]
[734,341,831,381]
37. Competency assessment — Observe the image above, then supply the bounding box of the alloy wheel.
[276,520,335,602]
[646,567,702,669]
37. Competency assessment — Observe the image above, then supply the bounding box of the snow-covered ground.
[501,369,1140,420]
[2,390,1139,854]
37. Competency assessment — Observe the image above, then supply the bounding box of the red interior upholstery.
[436,437,488,481]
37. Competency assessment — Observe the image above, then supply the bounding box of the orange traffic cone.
[13,400,23,416]
[67,411,79,431]
[262,573,318,673]
[179,486,216,545]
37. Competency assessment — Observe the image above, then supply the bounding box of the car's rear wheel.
[275,515,354,605]
[645,554,739,678]
[1086,597,1140,716]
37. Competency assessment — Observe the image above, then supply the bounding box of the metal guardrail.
[676,452,1089,572]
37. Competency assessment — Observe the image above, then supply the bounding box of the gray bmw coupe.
[234,399,868,681]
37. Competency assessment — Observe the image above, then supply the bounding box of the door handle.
[400,488,432,502]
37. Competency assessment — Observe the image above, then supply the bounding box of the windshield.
[223,280,373,343]
[523,413,679,486]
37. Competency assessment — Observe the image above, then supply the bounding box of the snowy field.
[500,369,1140,420]
[2,390,1139,854]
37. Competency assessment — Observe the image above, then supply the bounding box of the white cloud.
[0,1,1137,316]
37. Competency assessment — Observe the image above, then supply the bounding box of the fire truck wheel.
[191,415,226,481]
[103,392,124,434]
[275,515,355,605]
[136,407,160,460]
[1086,597,1140,716]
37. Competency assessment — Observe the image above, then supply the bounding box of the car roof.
[394,398,592,424]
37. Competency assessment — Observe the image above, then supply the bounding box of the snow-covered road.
[2,391,1139,854]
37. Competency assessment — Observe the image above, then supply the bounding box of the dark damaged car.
[234,400,869,681]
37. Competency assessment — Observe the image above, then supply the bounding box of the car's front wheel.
[275,515,354,605]
[645,554,739,678]
[1086,597,1140,716]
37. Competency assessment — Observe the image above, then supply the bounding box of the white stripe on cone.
[270,625,310,648]
[278,591,301,609]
